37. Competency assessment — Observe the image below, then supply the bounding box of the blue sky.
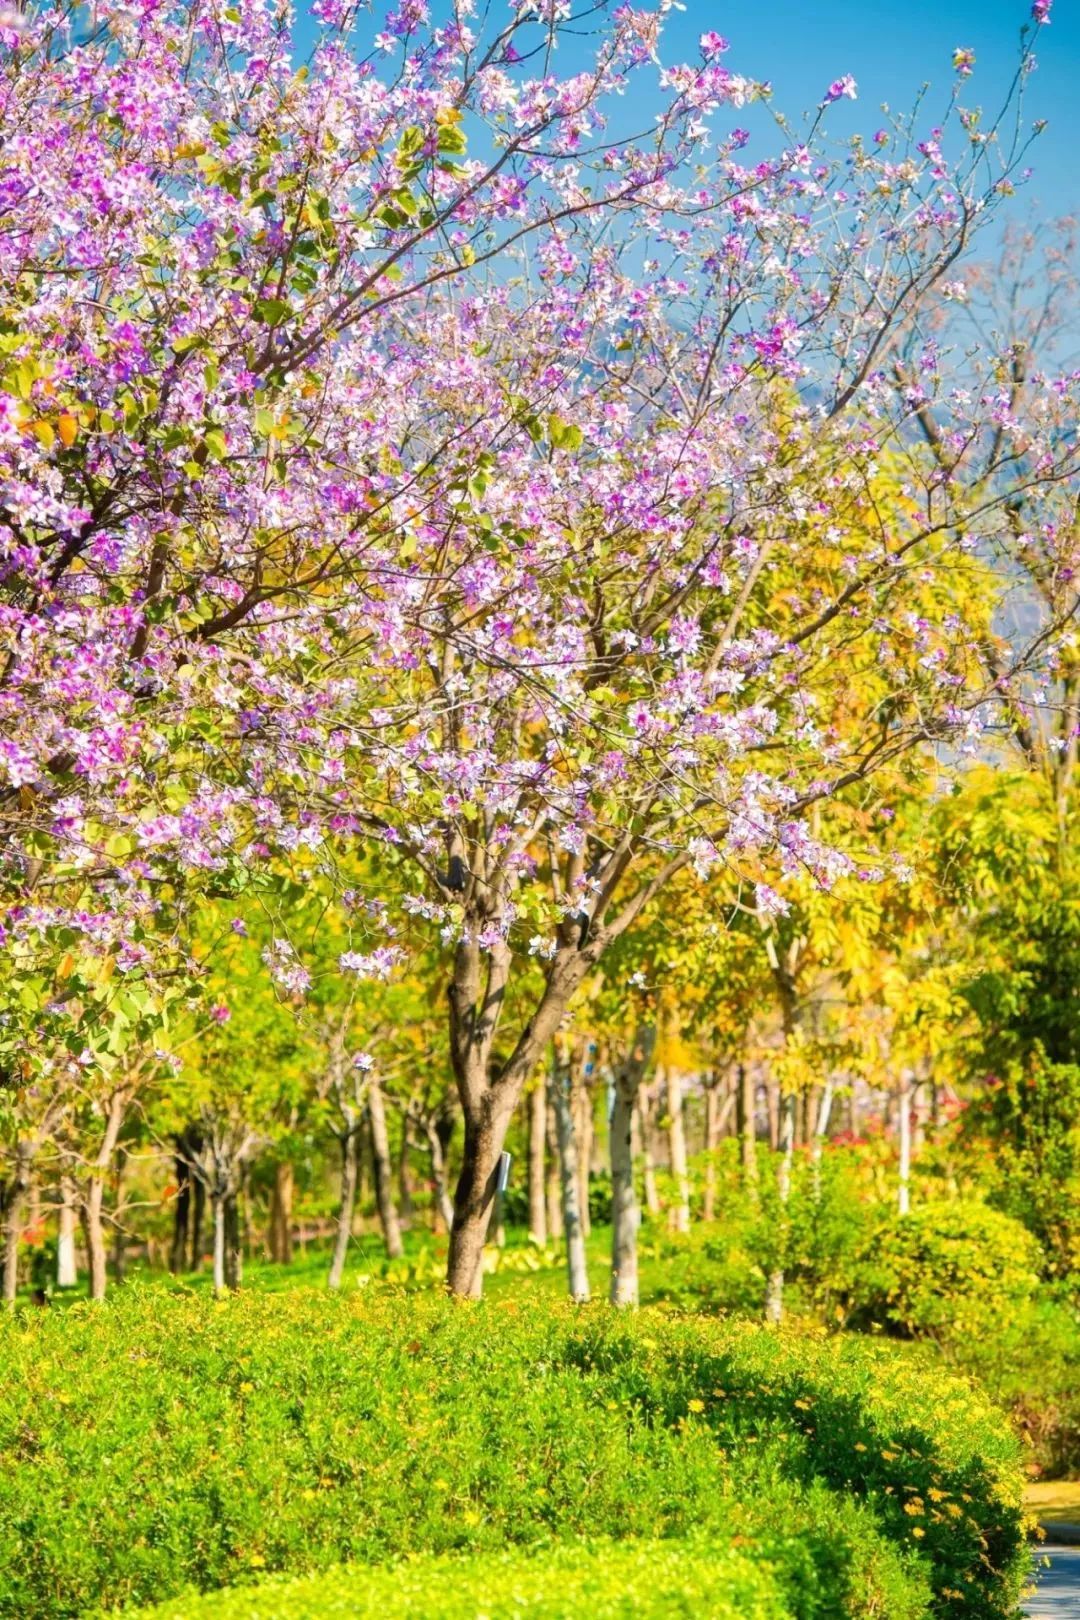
[658,0,1078,212]
[294,2,1078,216]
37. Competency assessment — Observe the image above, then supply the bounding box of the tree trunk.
[898,1072,913,1216]
[574,1066,593,1238]
[551,1058,590,1302]
[111,1151,127,1284]
[642,1085,661,1218]
[2,1144,32,1304]
[740,1064,760,1208]
[268,1159,294,1265]
[667,1067,691,1234]
[368,1078,404,1261]
[223,1192,242,1290]
[446,1100,508,1299]
[811,1080,835,1203]
[170,1155,191,1274]
[545,1097,563,1240]
[766,1080,780,1153]
[398,1125,415,1231]
[57,1175,78,1289]
[190,1175,206,1271]
[84,1178,108,1301]
[703,1081,720,1223]
[83,1089,128,1301]
[765,1091,796,1325]
[610,1083,639,1306]
[328,1127,360,1290]
[609,1027,655,1306]
[527,1081,547,1246]
[422,1119,456,1235]
[212,1191,227,1295]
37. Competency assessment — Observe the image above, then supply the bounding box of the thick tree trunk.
[667,1068,691,1234]
[328,1127,360,1290]
[268,1160,294,1265]
[368,1079,404,1261]
[551,1059,590,1302]
[765,1091,796,1325]
[446,1100,509,1299]
[545,1098,563,1240]
[444,936,591,1297]
[527,1081,547,1246]
[57,1175,78,1289]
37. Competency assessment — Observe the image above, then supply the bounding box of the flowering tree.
[0,0,1075,1302]
[0,0,715,1087]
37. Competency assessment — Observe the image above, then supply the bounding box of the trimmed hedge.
[850,1200,1042,1338]
[133,1540,793,1619]
[0,1289,1025,1618]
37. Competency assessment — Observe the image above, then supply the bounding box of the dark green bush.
[848,1198,1041,1338]
[129,1539,796,1619]
[0,1289,1025,1619]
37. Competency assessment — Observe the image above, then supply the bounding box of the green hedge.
[849,1200,1042,1338]
[0,1290,1025,1618]
[132,1539,792,1619]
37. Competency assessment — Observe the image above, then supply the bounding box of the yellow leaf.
[30,419,55,450]
[57,413,78,448]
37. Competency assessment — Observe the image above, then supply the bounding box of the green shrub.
[937,1290,1080,1477]
[849,1199,1041,1338]
[129,1539,795,1620]
[0,1289,1025,1619]
[960,1059,1080,1276]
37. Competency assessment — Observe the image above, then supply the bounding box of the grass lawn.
[1026,1481,1080,1523]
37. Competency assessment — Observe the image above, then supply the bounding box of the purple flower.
[1032,0,1051,22]
[700,31,730,60]
[822,75,857,106]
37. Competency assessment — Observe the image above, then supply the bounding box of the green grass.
[1026,1481,1080,1524]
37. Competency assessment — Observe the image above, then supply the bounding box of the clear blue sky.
[657,0,1079,213]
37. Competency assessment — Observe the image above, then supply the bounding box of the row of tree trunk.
[3,1051,935,1303]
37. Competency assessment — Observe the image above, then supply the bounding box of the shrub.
[127,1539,796,1620]
[960,1058,1080,1276]
[0,1289,1025,1619]
[938,1290,1080,1478]
[848,1199,1041,1338]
